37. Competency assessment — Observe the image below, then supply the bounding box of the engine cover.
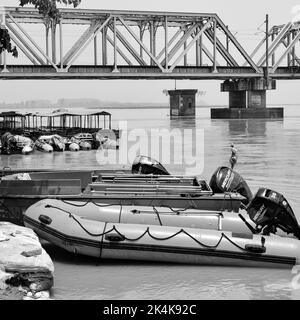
[209,166,253,205]
[132,156,170,175]
[247,188,300,239]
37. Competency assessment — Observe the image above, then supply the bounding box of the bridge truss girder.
[0,6,263,79]
[247,20,300,74]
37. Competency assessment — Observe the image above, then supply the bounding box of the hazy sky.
[1,0,300,105]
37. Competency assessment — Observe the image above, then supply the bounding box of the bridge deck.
[0,66,299,80]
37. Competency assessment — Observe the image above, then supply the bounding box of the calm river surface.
[1,105,300,300]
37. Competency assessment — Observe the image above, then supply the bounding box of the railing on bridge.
[0,6,262,79]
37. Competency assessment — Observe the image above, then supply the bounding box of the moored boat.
[14,135,34,155]
[1,132,34,154]
[68,142,80,151]
[34,139,53,153]
[72,133,93,150]
[0,157,252,225]
[51,134,65,152]
[39,135,65,152]
[23,188,300,268]
[93,130,119,149]
[25,198,254,235]
[79,141,92,150]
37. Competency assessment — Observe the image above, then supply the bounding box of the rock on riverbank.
[0,222,54,299]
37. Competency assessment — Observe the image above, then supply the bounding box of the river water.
[1,105,300,300]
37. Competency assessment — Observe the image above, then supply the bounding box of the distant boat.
[72,133,93,150]
[69,143,80,152]
[93,130,119,149]
[39,134,65,152]
[35,139,53,153]
[14,135,34,155]
[1,132,34,155]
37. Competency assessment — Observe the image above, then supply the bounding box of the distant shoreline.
[0,104,290,110]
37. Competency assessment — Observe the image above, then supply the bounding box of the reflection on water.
[1,106,300,300]
[45,242,300,300]
[227,119,268,137]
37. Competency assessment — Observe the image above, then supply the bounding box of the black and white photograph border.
[0,0,300,308]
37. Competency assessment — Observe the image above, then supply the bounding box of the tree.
[19,0,81,24]
[0,0,81,57]
[0,27,18,57]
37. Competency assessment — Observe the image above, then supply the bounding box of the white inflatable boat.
[23,188,300,268]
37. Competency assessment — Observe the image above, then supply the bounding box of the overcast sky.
[1,0,300,105]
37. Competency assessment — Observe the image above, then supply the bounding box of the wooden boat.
[23,188,300,268]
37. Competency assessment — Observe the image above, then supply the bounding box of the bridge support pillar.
[229,91,247,108]
[211,79,284,119]
[247,90,266,109]
[168,89,197,118]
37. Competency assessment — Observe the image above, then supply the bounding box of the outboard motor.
[209,166,253,205]
[132,155,170,175]
[247,188,300,239]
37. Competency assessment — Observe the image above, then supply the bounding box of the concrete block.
[211,107,284,119]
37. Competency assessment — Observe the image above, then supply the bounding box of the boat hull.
[22,145,34,155]
[69,143,80,152]
[79,141,92,150]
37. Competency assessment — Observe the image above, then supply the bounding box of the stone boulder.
[0,222,54,298]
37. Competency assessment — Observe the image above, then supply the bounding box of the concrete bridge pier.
[168,89,197,118]
[211,79,284,119]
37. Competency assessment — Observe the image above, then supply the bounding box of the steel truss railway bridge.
[0,6,300,115]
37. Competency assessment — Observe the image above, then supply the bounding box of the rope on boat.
[44,204,256,254]
[152,206,163,226]
[60,199,117,208]
[59,197,213,217]
[118,204,122,223]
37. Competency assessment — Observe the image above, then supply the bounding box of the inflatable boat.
[72,133,93,150]
[24,198,255,235]
[1,132,34,155]
[35,139,53,153]
[39,135,65,152]
[24,188,300,268]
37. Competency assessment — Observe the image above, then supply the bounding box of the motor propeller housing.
[132,155,170,175]
[247,188,300,239]
[209,166,253,205]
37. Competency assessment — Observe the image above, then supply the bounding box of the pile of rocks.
[0,222,54,300]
